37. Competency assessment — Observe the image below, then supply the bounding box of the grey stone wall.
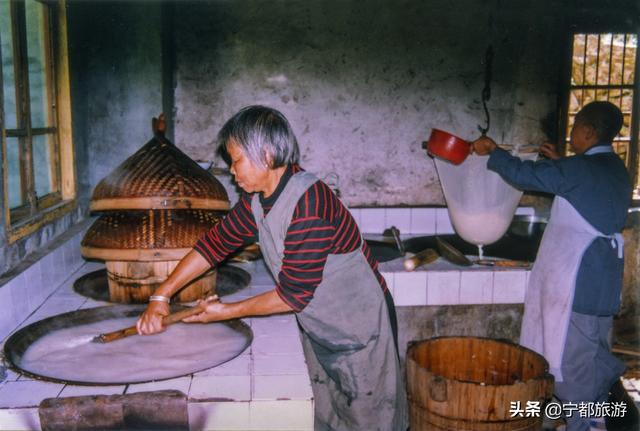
[171,0,564,207]
[396,304,523,364]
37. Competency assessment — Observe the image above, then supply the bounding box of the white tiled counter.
[0,260,313,431]
[379,255,529,307]
[357,205,533,307]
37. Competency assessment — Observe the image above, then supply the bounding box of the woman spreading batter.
[137,105,407,431]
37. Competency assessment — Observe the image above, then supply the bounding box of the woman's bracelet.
[149,295,170,304]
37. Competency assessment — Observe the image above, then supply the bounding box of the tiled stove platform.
[0,261,314,431]
[0,207,537,430]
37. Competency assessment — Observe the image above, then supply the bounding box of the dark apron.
[251,171,407,431]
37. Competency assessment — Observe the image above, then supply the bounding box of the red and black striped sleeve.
[275,180,387,312]
[194,194,258,267]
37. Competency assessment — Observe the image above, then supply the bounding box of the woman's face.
[227,142,270,193]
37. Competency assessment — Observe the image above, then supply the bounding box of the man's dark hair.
[576,101,623,143]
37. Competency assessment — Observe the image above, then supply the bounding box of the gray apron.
[251,171,407,431]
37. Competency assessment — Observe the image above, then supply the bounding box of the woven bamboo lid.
[90,116,230,212]
[81,209,223,261]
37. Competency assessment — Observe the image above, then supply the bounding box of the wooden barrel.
[105,260,216,303]
[406,336,554,431]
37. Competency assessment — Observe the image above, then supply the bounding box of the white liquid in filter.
[19,317,250,384]
[450,211,512,246]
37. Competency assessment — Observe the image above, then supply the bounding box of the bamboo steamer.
[406,336,554,431]
[82,116,231,304]
[90,117,229,212]
[81,208,225,304]
[105,260,215,303]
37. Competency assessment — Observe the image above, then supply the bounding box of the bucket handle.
[428,375,448,402]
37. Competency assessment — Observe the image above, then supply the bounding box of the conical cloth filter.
[434,153,536,248]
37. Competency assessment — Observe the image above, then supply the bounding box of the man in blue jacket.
[473,101,637,431]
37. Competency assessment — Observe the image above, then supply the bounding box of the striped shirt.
[194,165,387,311]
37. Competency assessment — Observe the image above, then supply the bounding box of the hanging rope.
[478,45,494,136]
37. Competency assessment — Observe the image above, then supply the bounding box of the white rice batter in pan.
[20,317,250,384]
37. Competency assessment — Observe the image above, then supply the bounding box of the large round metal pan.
[4,304,252,386]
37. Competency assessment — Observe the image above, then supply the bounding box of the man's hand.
[182,295,232,323]
[136,300,170,335]
[539,142,560,160]
[471,136,498,155]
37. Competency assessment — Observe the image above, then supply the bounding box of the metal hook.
[478,45,494,136]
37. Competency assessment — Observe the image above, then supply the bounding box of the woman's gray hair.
[218,105,300,168]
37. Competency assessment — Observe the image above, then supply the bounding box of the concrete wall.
[172,0,565,206]
[68,1,166,203]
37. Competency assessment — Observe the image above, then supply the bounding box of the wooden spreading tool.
[93,304,206,343]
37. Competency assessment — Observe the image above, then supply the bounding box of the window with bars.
[0,0,75,241]
[565,33,639,199]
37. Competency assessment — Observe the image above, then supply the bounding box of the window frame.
[559,26,640,204]
[1,0,76,243]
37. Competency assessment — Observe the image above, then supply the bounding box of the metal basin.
[4,305,252,385]
[367,214,547,263]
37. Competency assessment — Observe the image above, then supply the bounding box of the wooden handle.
[475,259,530,268]
[404,248,439,271]
[97,304,206,343]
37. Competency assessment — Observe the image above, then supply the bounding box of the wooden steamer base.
[105,260,215,303]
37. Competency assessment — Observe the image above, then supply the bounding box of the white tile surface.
[249,400,314,430]
[8,275,29,326]
[189,401,250,431]
[0,285,18,342]
[19,296,86,329]
[0,380,63,408]
[193,354,251,377]
[3,366,21,382]
[0,408,40,431]
[493,271,527,303]
[380,272,394,297]
[251,336,304,356]
[126,376,192,396]
[253,354,308,376]
[24,262,46,311]
[251,315,300,338]
[59,384,125,397]
[435,208,455,234]
[52,246,67,285]
[427,272,461,305]
[409,208,436,234]
[459,271,494,304]
[359,208,386,234]
[385,208,411,234]
[189,375,251,401]
[393,272,427,306]
[252,374,312,400]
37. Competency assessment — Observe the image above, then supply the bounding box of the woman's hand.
[539,142,560,160]
[136,300,170,335]
[182,295,232,323]
[471,136,498,155]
